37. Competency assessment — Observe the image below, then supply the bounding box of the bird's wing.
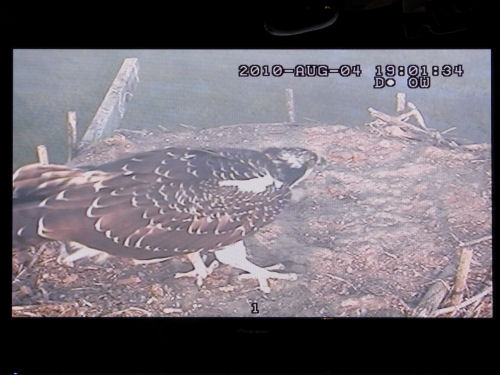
[13,148,291,259]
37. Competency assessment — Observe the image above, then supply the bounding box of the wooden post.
[285,88,296,123]
[448,247,474,308]
[36,145,49,165]
[79,58,140,150]
[413,263,455,316]
[407,102,428,130]
[396,92,406,112]
[66,111,77,162]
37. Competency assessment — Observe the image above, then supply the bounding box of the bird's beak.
[316,156,328,168]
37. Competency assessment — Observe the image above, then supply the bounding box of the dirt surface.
[12,122,492,317]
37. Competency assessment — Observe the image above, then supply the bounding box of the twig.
[27,249,43,268]
[79,299,95,308]
[367,94,461,149]
[382,250,398,259]
[396,111,413,123]
[325,273,358,290]
[407,102,428,130]
[465,297,485,318]
[162,307,184,314]
[38,286,50,302]
[104,306,153,317]
[178,123,196,129]
[441,127,456,135]
[368,107,427,134]
[432,286,492,316]
[303,117,322,123]
[12,266,26,284]
[457,235,492,248]
[461,143,491,151]
[12,306,41,317]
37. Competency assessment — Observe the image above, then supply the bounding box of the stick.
[303,116,321,123]
[178,123,196,129]
[407,102,428,129]
[413,263,456,317]
[396,110,414,123]
[433,286,492,316]
[461,143,490,151]
[325,273,358,290]
[368,107,427,134]
[368,106,460,148]
[458,235,492,248]
[104,306,152,317]
[441,127,456,135]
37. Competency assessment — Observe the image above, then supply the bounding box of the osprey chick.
[13,146,318,293]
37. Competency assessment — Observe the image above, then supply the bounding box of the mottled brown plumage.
[13,146,318,292]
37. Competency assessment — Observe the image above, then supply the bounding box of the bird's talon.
[265,263,285,271]
[238,270,297,293]
[260,284,271,294]
[208,260,219,271]
[174,255,218,288]
[57,255,74,267]
[196,276,204,287]
[174,269,198,279]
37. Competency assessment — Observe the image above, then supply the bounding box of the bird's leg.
[57,241,110,267]
[174,251,219,287]
[56,242,70,263]
[214,241,297,293]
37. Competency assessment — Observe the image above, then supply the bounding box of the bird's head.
[263,147,321,187]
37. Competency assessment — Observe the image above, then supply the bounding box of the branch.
[432,286,492,316]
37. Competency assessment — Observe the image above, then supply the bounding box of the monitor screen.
[12,49,492,318]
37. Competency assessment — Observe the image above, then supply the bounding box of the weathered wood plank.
[66,111,77,162]
[285,88,296,123]
[36,145,49,165]
[79,58,140,150]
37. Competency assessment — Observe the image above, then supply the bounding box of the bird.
[13,146,319,293]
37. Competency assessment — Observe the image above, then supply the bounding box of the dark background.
[4,1,498,374]
[7,1,500,48]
